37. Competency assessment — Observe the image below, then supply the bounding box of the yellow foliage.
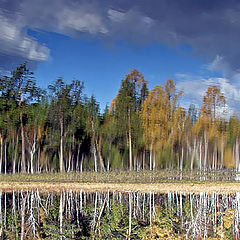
[109,94,118,112]
[141,223,184,240]
[224,148,235,168]
[140,80,182,152]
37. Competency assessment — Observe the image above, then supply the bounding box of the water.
[0,190,239,239]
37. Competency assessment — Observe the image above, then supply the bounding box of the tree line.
[0,63,239,174]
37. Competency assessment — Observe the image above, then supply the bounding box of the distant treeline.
[0,63,239,173]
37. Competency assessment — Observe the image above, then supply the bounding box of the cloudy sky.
[1,0,240,113]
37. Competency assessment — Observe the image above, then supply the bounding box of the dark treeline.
[0,63,239,174]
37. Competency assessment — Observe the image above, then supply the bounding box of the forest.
[0,63,239,174]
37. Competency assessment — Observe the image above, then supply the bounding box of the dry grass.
[0,170,240,193]
[0,181,240,194]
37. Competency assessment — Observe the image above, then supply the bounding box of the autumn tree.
[227,114,240,171]
[197,86,226,170]
[141,79,182,170]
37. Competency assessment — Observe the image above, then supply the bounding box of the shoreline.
[0,181,240,194]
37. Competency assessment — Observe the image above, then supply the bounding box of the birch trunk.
[128,129,132,171]
[180,147,184,172]
[128,109,132,171]
[80,154,83,172]
[107,142,111,172]
[143,150,145,171]
[93,142,98,172]
[67,150,71,172]
[59,192,63,240]
[76,144,80,171]
[134,154,137,171]
[220,135,224,169]
[4,142,7,175]
[29,130,36,174]
[37,146,41,173]
[204,131,208,170]
[236,138,239,172]
[20,195,26,240]
[59,116,64,173]
[153,151,156,170]
[150,143,153,171]
[13,135,18,174]
[0,136,2,174]
[20,112,26,173]
[199,140,202,171]
[128,192,132,239]
[190,138,196,170]
[213,139,217,170]
[96,140,105,172]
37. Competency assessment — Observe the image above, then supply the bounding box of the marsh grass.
[0,170,240,193]
[0,169,239,184]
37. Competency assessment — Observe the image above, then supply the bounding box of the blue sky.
[33,32,206,110]
[0,0,240,113]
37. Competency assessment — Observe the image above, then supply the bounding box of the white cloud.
[108,9,126,23]
[0,9,49,62]
[176,73,240,115]
[0,0,158,65]
[1,0,240,77]
[59,7,108,35]
[207,55,234,78]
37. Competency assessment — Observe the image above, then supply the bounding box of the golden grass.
[0,181,240,194]
[0,170,239,193]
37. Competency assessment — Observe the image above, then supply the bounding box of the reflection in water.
[0,190,239,239]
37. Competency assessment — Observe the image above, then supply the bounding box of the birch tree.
[141,79,181,169]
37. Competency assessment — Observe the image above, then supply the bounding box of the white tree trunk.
[220,136,224,169]
[204,131,208,170]
[20,195,26,240]
[93,143,98,172]
[199,140,202,171]
[29,130,36,174]
[129,130,132,171]
[60,118,64,173]
[4,142,7,175]
[150,143,153,171]
[153,151,156,170]
[143,151,145,171]
[191,138,196,170]
[236,138,239,172]
[80,154,83,172]
[0,137,3,174]
[59,192,63,240]
[180,147,184,172]
[128,192,132,239]
[13,135,18,174]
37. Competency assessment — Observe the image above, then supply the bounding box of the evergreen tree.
[113,69,147,171]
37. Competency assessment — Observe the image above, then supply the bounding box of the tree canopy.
[0,64,239,173]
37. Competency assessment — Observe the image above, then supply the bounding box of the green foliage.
[158,145,171,168]
[1,64,240,173]
[110,146,122,169]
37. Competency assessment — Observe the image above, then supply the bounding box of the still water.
[0,190,239,239]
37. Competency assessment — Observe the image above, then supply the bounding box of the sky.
[0,0,240,113]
